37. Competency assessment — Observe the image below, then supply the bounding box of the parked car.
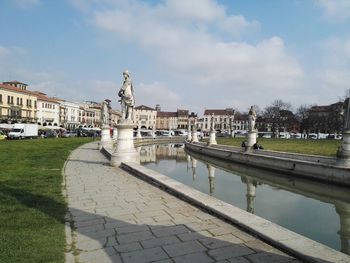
[63,131,78,138]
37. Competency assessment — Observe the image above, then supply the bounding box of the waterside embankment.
[186,141,350,186]
[100,138,350,262]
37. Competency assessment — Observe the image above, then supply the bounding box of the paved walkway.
[64,142,300,263]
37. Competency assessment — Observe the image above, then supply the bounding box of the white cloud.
[316,0,350,22]
[310,37,350,102]
[90,0,303,110]
[13,0,40,8]
[0,46,10,57]
[137,82,180,110]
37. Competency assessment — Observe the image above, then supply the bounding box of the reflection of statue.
[341,98,350,131]
[248,106,256,131]
[118,70,135,120]
[101,101,109,126]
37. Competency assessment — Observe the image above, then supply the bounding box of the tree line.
[249,99,344,135]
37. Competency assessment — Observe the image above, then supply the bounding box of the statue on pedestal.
[101,100,109,127]
[210,113,215,131]
[341,98,350,132]
[248,106,256,131]
[118,70,135,120]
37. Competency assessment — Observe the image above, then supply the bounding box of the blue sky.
[1,0,350,114]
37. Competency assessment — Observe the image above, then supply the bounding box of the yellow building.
[0,81,37,123]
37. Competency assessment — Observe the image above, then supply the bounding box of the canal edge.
[120,161,350,263]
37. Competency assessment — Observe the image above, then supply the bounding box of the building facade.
[59,100,81,129]
[35,92,60,126]
[0,81,37,123]
[156,111,178,130]
[133,105,157,129]
[203,108,235,132]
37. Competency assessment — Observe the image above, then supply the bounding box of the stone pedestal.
[245,130,257,152]
[99,126,112,150]
[192,130,199,142]
[209,130,217,145]
[112,127,118,141]
[187,130,192,141]
[136,128,142,139]
[111,120,139,167]
[336,131,350,167]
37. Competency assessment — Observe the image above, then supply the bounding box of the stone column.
[111,119,139,167]
[112,126,118,141]
[192,119,199,142]
[136,123,142,139]
[187,121,192,141]
[337,131,350,167]
[99,125,113,150]
[209,113,217,145]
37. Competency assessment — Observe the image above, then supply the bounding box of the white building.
[35,92,60,126]
[134,105,157,129]
[59,100,80,129]
[203,108,235,132]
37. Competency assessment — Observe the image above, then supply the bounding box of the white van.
[8,124,38,139]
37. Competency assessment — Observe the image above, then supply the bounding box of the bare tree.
[263,100,293,136]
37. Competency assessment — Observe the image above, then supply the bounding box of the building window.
[20,98,23,105]
[17,97,19,105]
[0,94,2,103]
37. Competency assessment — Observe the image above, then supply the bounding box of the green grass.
[216,137,342,157]
[0,137,91,263]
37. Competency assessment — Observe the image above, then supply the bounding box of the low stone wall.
[134,136,185,146]
[186,142,350,186]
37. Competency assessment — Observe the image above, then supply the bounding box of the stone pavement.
[64,142,300,263]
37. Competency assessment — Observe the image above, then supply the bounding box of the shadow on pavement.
[1,183,333,263]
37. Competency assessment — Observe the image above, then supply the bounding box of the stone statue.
[210,113,215,131]
[341,98,350,131]
[248,106,256,131]
[101,100,109,126]
[118,70,135,120]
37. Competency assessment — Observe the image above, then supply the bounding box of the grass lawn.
[216,137,342,157]
[0,137,91,263]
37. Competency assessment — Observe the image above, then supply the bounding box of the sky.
[0,0,350,114]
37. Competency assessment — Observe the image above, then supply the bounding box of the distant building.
[34,92,60,126]
[177,109,189,129]
[0,80,38,123]
[59,100,81,129]
[203,108,235,131]
[233,113,249,131]
[155,107,192,130]
[156,111,178,130]
[308,102,343,133]
[133,105,157,129]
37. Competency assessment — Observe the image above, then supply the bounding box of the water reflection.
[207,164,215,195]
[137,143,350,254]
[241,176,258,214]
[335,202,350,255]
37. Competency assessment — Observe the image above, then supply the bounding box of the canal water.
[137,143,350,255]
